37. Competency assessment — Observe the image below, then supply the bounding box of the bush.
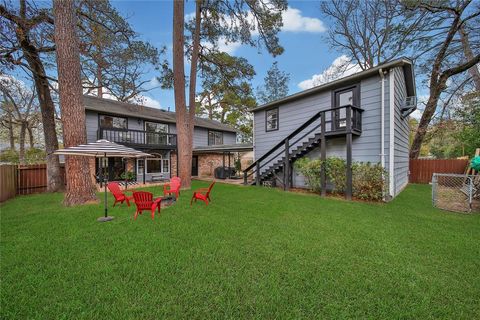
[325,157,346,194]
[120,171,136,181]
[294,158,323,192]
[295,157,387,201]
[352,162,387,201]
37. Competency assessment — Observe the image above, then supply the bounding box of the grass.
[1,182,479,319]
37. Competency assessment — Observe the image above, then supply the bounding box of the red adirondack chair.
[107,182,133,207]
[132,191,161,220]
[191,181,216,206]
[164,176,181,199]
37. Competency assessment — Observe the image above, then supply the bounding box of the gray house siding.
[252,70,414,199]
[86,110,236,147]
[393,67,410,196]
[85,110,98,143]
[85,109,237,183]
[253,75,390,174]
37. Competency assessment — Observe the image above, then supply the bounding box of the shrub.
[120,171,136,181]
[325,157,346,194]
[294,158,323,192]
[295,157,387,202]
[352,162,387,201]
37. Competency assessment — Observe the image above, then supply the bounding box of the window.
[140,155,170,174]
[147,159,162,173]
[145,121,169,145]
[208,130,224,145]
[266,108,278,131]
[137,159,145,174]
[99,115,127,129]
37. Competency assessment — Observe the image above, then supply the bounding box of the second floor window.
[145,121,169,145]
[208,130,223,145]
[266,108,278,131]
[99,115,127,129]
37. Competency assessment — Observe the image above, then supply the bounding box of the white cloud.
[138,96,162,109]
[186,6,326,55]
[281,7,326,33]
[298,55,363,90]
[201,37,242,55]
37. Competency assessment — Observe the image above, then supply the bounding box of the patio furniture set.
[107,177,216,220]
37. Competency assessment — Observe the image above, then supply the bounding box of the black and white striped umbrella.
[54,139,152,222]
[54,139,152,158]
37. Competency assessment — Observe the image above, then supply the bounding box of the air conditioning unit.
[401,96,417,118]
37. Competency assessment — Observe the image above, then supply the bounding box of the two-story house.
[83,95,252,183]
[245,58,417,200]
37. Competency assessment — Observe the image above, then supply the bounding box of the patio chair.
[190,181,216,206]
[164,176,181,199]
[132,191,161,220]
[107,182,133,207]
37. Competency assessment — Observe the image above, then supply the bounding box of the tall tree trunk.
[27,126,34,148]
[54,0,97,205]
[459,25,480,90]
[18,121,27,164]
[96,55,103,97]
[182,0,202,188]
[19,37,63,191]
[7,112,15,150]
[173,0,191,188]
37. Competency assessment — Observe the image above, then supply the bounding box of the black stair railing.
[243,105,363,188]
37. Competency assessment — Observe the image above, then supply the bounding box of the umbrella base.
[97,216,115,222]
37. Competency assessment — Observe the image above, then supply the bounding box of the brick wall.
[197,153,234,177]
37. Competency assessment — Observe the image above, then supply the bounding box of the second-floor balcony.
[98,127,177,149]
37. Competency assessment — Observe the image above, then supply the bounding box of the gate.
[432,173,479,213]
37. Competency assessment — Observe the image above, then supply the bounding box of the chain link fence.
[432,174,480,213]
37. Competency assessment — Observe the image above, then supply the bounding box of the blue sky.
[111,0,343,110]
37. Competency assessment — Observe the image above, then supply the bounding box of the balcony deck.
[98,128,177,150]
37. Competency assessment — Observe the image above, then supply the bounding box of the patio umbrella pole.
[98,153,114,222]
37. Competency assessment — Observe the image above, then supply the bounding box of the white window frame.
[138,156,170,175]
[266,108,279,131]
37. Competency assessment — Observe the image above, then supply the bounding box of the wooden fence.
[0,164,66,202]
[0,165,17,202]
[409,159,469,184]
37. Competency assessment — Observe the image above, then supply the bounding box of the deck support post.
[346,106,353,200]
[143,157,146,184]
[284,138,290,191]
[256,161,260,186]
[243,171,247,185]
[320,113,327,197]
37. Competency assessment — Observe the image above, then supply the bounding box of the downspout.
[379,69,385,171]
[389,69,395,198]
[379,68,386,201]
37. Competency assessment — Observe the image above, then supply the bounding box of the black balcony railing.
[98,127,177,149]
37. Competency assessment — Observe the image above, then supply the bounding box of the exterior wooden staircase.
[243,105,363,199]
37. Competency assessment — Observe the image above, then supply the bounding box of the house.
[83,95,252,183]
[246,58,417,200]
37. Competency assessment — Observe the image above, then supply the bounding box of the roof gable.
[251,57,416,112]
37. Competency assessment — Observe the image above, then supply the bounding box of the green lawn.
[1,182,479,319]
